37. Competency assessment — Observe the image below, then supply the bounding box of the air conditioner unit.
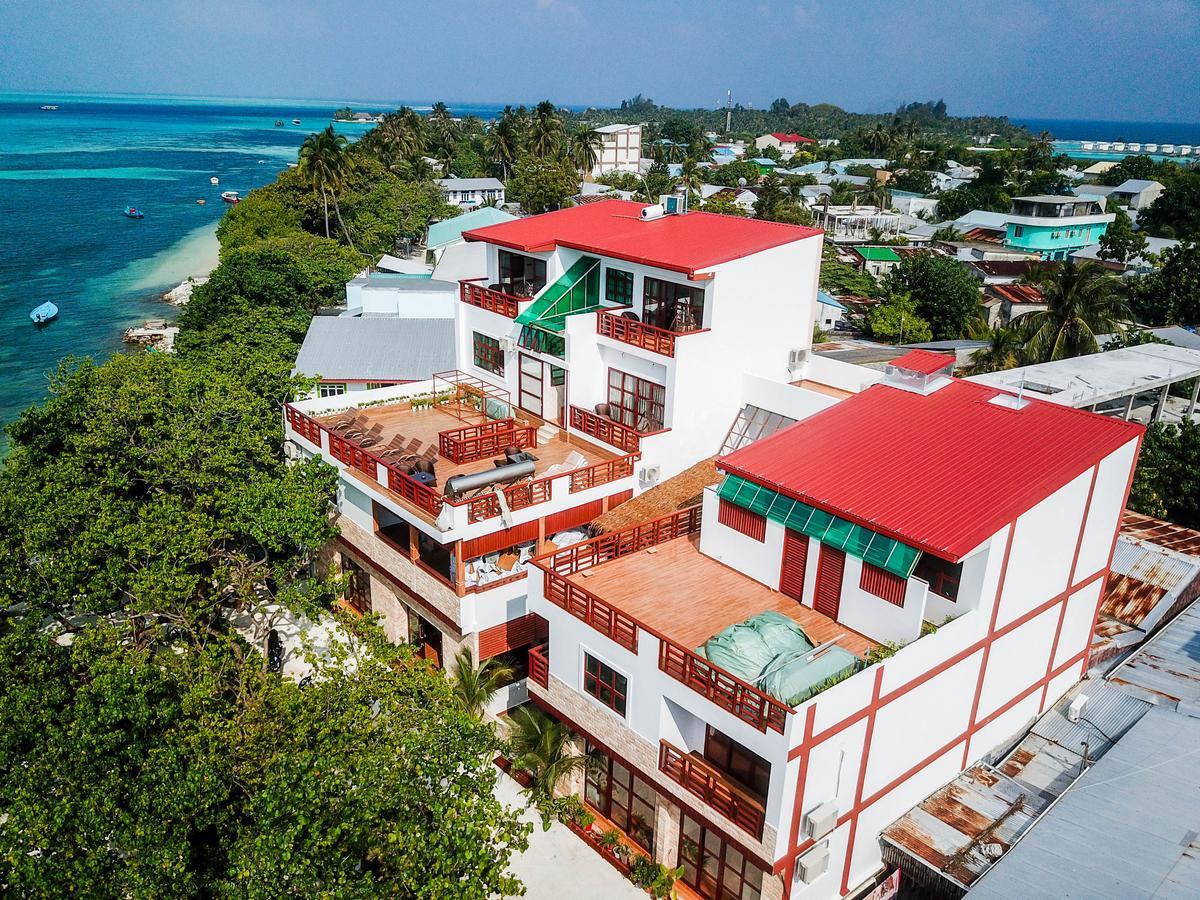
[499,336,517,353]
[797,843,829,884]
[1068,694,1089,723]
[283,441,300,460]
[639,464,661,484]
[804,801,838,840]
[788,347,809,369]
[661,192,689,215]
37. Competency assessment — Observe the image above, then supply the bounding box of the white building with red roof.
[524,353,1143,900]
[756,133,817,154]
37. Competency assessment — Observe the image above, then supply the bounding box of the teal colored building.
[1003,195,1115,260]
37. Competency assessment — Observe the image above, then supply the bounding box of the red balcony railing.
[543,573,639,652]
[460,281,522,318]
[286,405,322,445]
[597,309,689,357]
[569,455,637,493]
[438,418,538,464]
[569,406,641,454]
[536,506,703,578]
[529,643,549,689]
[659,742,766,839]
[658,642,789,734]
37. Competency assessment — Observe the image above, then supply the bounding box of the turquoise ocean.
[0,93,506,434]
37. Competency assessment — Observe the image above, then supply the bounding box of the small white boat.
[292,118,301,125]
[210,176,219,185]
[30,301,58,325]
[220,190,240,204]
[40,104,59,111]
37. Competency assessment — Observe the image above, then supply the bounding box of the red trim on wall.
[545,499,604,535]
[477,613,548,660]
[840,667,885,895]
[780,705,817,892]
[461,520,540,560]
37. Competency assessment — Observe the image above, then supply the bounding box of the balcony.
[533,510,878,735]
[596,309,703,358]
[569,405,642,454]
[460,281,525,318]
[659,741,766,839]
[285,372,637,531]
[529,643,549,689]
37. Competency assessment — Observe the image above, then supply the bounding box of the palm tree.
[967,324,1026,374]
[679,158,704,199]
[450,647,514,719]
[860,178,891,211]
[830,180,856,205]
[864,122,894,157]
[1020,260,1132,362]
[508,705,588,804]
[297,126,353,245]
[377,112,424,161]
[486,109,521,180]
[566,125,602,176]
[528,100,564,159]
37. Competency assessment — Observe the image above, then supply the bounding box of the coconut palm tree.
[1020,260,1132,362]
[830,180,856,205]
[864,121,894,157]
[377,112,424,161]
[486,108,522,180]
[450,647,515,719]
[298,126,353,245]
[508,705,588,804]
[566,125,602,176]
[528,100,564,159]
[966,324,1026,374]
[860,178,892,211]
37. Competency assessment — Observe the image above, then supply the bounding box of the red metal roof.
[717,379,1143,560]
[770,132,815,143]
[961,227,1004,244]
[988,283,1045,305]
[890,349,956,375]
[462,199,821,278]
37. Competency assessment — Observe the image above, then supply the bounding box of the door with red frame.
[779,529,809,602]
[813,545,845,619]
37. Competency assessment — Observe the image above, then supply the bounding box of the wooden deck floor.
[317,402,617,486]
[567,534,878,657]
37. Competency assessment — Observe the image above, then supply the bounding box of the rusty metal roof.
[1121,509,1200,556]
[1110,597,1200,708]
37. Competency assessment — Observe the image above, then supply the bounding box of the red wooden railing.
[597,309,682,357]
[569,406,641,454]
[528,643,549,689]
[537,506,703,577]
[569,455,637,493]
[543,573,639,652]
[438,418,538,464]
[385,466,445,517]
[286,405,322,445]
[658,642,789,734]
[460,281,522,318]
[659,742,767,838]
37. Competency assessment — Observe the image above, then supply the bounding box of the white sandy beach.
[129,222,221,292]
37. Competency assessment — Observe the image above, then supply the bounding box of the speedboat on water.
[275,120,284,127]
[220,191,240,204]
[40,104,59,111]
[210,176,219,185]
[30,301,58,325]
[292,118,301,125]
[123,206,144,219]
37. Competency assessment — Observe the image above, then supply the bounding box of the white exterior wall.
[592,125,642,176]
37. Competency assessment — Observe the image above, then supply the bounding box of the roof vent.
[640,203,665,221]
[884,349,956,396]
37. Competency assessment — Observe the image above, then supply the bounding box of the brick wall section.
[531,672,780,868]
[653,796,681,867]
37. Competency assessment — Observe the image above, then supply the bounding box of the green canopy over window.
[515,255,602,333]
[717,474,922,578]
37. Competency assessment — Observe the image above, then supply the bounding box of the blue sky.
[1,0,1197,122]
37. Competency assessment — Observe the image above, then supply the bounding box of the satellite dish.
[737,177,747,187]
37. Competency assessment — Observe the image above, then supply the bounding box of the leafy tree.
[507,156,578,213]
[752,174,813,225]
[866,293,932,344]
[769,97,790,114]
[1098,207,1148,265]
[705,160,763,188]
[298,126,354,244]
[1128,241,1200,325]
[890,169,934,195]
[1129,419,1200,526]
[1138,175,1200,240]
[1020,260,1131,361]
[931,225,964,242]
[566,125,601,175]
[450,646,515,719]
[508,706,589,811]
[700,194,749,217]
[528,100,564,159]
[934,183,1010,221]
[1100,154,1158,185]
[819,245,878,295]
[966,325,1024,374]
[883,253,981,338]
[1102,328,1168,351]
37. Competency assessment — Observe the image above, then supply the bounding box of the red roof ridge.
[891,349,956,375]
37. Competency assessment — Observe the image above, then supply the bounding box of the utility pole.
[725,90,732,136]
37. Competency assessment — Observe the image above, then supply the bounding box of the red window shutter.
[860,563,906,607]
[813,545,845,618]
[478,613,549,660]
[462,520,539,560]
[780,529,809,601]
[545,499,604,535]
[718,498,766,542]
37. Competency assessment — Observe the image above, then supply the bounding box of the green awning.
[717,474,921,578]
[515,255,602,333]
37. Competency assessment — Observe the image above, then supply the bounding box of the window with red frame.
[607,368,665,432]
[915,555,963,602]
[472,332,505,376]
[718,498,766,542]
[340,554,371,614]
[860,562,906,606]
[583,653,628,716]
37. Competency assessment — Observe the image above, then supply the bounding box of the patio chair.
[420,445,439,462]
[404,437,422,455]
[564,450,588,470]
[325,411,357,431]
[357,424,385,447]
[331,413,367,435]
[376,435,408,459]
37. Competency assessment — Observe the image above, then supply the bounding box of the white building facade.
[592,124,643,176]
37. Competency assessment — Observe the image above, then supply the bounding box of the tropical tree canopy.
[1020,260,1131,361]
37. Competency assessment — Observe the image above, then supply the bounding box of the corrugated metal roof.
[968,707,1200,900]
[716,380,1143,561]
[461,199,821,278]
[427,207,516,250]
[293,317,456,383]
[1121,510,1200,557]
[987,283,1045,305]
[853,246,901,262]
[891,349,956,375]
[1110,598,1200,708]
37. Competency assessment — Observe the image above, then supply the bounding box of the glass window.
[642,276,704,331]
[583,653,628,716]
[340,553,371,614]
[704,727,770,801]
[472,332,505,375]
[915,554,963,602]
[498,250,546,294]
[365,382,394,390]
[605,267,634,306]
[607,368,666,433]
[318,382,347,397]
[584,742,656,851]
[677,812,765,900]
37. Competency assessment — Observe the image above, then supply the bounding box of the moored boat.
[274,120,284,127]
[40,104,59,111]
[292,118,301,125]
[220,190,240,204]
[123,206,144,219]
[30,301,58,325]
[210,176,219,185]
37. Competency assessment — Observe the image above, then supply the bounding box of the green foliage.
[1020,260,1131,361]
[753,174,814,225]
[819,246,878,296]
[966,325,1025,375]
[450,646,515,719]
[890,169,935,194]
[866,293,932,344]
[628,855,683,898]
[0,621,529,897]
[883,253,982,339]
[1100,154,1159,184]
[1098,207,1148,264]
[507,705,588,807]
[934,182,1011,221]
[507,156,578,213]
[705,160,763,187]
[1130,419,1200,526]
[865,641,903,665]
[1127,241,1200,325]
[700,194,749,217]
[1102,328,1168,351]
[1139,175,1200,240]
[597,170,642,192]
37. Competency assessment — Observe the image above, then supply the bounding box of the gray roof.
[1110,597,1200,710]
[294,316,455,382]
[968,706,1200,900]
[1113,179,1162,194]
[437,177,504,191]
[902,339,990,351]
